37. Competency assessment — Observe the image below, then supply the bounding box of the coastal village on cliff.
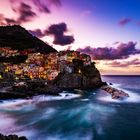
[0,25,129,100]
[0,48,92,81]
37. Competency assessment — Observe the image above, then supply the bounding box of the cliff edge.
[54,59,104,89]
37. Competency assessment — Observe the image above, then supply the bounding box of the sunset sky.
[0,0,140,75]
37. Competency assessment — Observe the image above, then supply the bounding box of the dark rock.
[55,63,103,89]
[109,83,113,85]
[0,133,27,140]
[0,80,63,99]
[101,86,129,99]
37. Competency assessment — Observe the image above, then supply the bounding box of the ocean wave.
[0,99,34,110]
[0,113,17,134]
[0,92,81,110]
[33,92,81,102]
[80,99,89,101]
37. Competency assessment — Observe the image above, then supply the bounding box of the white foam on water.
[0,99,33,110]
[81,98,89,101]
[0,92,81,110]
[41,132,93,140]
[33,92,81,102]
[107,83,121,88]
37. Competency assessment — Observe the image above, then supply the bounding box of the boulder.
[101,86,129,99]
[0,133,27,140]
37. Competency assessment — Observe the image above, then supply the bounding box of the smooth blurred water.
[0,76,140,140]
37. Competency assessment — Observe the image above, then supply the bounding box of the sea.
[0,75,140,140]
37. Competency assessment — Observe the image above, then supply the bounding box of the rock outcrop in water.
[0,133,27,140]
[101,86,129,99]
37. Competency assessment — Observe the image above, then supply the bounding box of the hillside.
[0,25,57,53]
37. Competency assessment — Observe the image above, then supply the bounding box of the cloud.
[50,0,61,6]
[106,59,140,67]
[53,35,75,46]
[0,13,18,25]
[10,0,61,14]
[77,42,140,60]
[0,2,36,25]
[17,2,37,23]
[46,23,67,36]
[4,18,17,25]
[32,0,61,13]
[46,23,75,45]
[32,0,50,13]
[119,18,132,26]
[28,22,75,45]
[28,29,45,38]
[0,0,61,25]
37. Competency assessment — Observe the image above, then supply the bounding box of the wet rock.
[0,133,27,140]
[101,86,129,99]
[0,80,63,99]
[109,83,113,85]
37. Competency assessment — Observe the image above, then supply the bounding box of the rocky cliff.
[55,61,104,89]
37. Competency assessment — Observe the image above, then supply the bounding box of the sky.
[0,0,140,75]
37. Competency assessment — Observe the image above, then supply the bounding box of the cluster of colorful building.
[1,49,92,81]
[0,47,19,57]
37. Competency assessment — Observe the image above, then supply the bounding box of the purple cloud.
[106,59,140,67]
[46,23,67,36]
[32,0,50,13]
[16,3,37,23]
[77,42,139,60]
[4,18,17,25]
[0,13,17,25]
[32,0,61,13]
[0,0,62,25]
[119,18,132,26]
[46,23,75,45]
[10,0,61,14]
[53,35,75,46]
[0,2,36,25]
[28,29,45,38]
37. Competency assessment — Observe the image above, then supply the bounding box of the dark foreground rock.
[0,133,27,140]
[101,86,129,99]
[0,81,62,99]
